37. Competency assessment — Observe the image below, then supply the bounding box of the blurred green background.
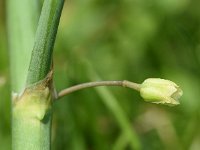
[1,0,200,149]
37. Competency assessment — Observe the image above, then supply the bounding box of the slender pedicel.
[57,80,141,99]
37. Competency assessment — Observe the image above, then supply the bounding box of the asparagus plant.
[7,0,183,150]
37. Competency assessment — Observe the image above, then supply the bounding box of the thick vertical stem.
[7,0,64,150]
[7,0,40,149]
[26,0,65,86]
[12,77,52,150]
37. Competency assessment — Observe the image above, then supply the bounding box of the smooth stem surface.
[57,80,140,99]
[27,0,64,86]
[7,0,40,93]
[7,0,40,149]
[11,0,64,150]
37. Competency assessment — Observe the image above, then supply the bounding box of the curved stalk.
[57,80,141,99]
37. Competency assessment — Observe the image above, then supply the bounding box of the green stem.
[7,0,40,93]
[7,0,40,149]
[26,0,64,86]
[9,0,64,150]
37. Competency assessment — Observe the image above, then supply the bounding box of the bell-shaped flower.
[140,78,183,106]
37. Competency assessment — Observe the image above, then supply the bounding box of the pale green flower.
[140,78,183,106]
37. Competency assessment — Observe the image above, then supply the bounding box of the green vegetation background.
[1,0,200,149]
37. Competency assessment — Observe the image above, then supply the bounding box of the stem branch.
[57,80,141,100]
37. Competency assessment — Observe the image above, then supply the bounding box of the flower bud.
[140,78,183,106]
